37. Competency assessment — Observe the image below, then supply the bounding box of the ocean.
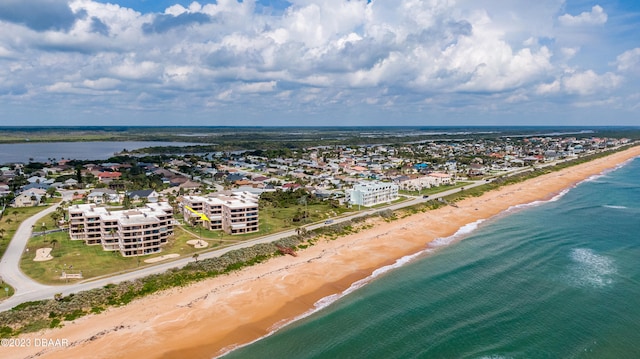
[223,157,640,358]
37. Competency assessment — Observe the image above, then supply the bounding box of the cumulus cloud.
[562,70,622,95]
[558,5,607,26]
[0,0,636,124]
[615,48,640,73]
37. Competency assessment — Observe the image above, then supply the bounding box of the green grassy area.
[19,220,209,285]
[0,282,14,300]
[0,205,55,261]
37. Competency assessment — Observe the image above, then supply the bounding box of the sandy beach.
[4,146,640,359]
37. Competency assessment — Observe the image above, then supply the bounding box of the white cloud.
[82,77,121,90]
[615,48,640,73]
[236,81,277,93]
[535,80,561,95]
[110,59,162,81]
[0,0,637,125]
[558,5,607,26]
[560,47,579,59]
[562,70,622,95]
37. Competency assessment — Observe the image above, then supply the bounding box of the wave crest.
[566,248,617,288]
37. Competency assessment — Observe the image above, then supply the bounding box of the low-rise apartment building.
[68,202,174,257]
[181,192,259,235]
[349,181,399,207]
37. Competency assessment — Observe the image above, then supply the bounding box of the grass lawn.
[0,282,14,300]
[20,223,208,285]
[1,205,57,261]
[20,201,359,284]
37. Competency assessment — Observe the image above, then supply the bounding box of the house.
[13,189,46,207]
[87,189,120,204]
[97,171,122,183]
[127,189,160,203]
[64,178,79,188]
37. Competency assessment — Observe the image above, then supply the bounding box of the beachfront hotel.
[68,202,174,257]
[180,192,259,235]
[348,181,399,207]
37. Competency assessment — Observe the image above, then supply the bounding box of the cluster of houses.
[0,134,632,257]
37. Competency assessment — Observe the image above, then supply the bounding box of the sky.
[0,0,639,127]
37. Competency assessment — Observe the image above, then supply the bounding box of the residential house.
[127,189,160,203]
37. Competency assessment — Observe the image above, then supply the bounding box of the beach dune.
[4,146,640,359]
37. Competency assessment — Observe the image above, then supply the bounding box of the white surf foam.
[566,248,617,288]
[428,219,486,248]
[603,205,628,209]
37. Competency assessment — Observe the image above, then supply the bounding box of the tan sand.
[186,239,209,248]
[143,253,180,264]
[4,147,640,359]
[33,248,53,262]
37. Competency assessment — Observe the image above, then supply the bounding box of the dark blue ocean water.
[223,157,640,359]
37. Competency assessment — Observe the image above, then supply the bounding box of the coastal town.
[0,133,633,260]
[0,129,639,359]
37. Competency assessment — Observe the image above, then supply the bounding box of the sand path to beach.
[4,146,640,359]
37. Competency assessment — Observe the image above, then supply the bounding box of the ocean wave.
[603,205,628,209]
[428,219,486,248]
[581,156,638,184]
[566,248,617,288]
[503,187,572,214]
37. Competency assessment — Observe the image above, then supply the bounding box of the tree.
[192,253,199,263]
[50,239,58,250]
[46,187,56,199]
[75,166,83,184]
[51,212,61,226]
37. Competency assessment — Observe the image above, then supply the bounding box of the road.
[0,203,61,307]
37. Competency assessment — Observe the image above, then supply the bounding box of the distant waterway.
[0,141,199,164]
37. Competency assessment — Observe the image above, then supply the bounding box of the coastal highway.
[0,180,488,312]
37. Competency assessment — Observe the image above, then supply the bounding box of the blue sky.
[0,0,639,126]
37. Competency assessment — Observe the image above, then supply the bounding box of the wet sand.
[4,146,640,359]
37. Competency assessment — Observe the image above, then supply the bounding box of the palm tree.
[51,212,61,227]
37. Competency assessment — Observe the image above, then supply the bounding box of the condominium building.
[180,191,259,235]
[68,202,174,257]
[349,181,399,207]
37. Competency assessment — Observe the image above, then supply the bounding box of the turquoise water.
[223,158,640,359]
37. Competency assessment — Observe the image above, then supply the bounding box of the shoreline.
[3,146,640,359]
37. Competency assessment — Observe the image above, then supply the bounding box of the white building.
[349,181,399,207]
[68,202,174,257]
[180,191,260,235]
